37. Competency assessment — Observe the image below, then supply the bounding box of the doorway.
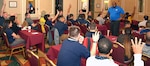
[55,0,63,14]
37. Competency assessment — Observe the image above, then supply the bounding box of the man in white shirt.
[86,37,144,66]
[86,38,118,66]
[138,15,149,27]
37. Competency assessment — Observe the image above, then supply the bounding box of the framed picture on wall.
[96,3,100,8]
[9,1,17,8]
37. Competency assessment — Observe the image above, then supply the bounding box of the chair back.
[142,54,150,66]
[54,28,60,45]
[83,37,99,54]
[79,24,88,35]
[97,25,108,35]
[37,23,49,34]
[45,57,56,66]
[22,21,28,28]
[132,32,145,41]
[83,37,93,51]
[111,42,125,63]
[27,49,40,66]
[2,33,10,48]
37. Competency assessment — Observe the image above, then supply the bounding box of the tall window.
[139,0,143,12]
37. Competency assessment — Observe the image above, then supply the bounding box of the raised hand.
[92,31,100,43]
[131,37,145,54]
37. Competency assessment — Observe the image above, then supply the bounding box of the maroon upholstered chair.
[94,19,99,24]
[27,49,40,66]
[45,56,56,66]
[83,37,93,51]
[97,25,108,35]
[79,24,88,35]
[132,32,145,42]
[27,49,47,66]
[111,42,125,63]
[142,54,150,66]
[83,37,99,55]
[2,33,25,60]
[111,42,132,65]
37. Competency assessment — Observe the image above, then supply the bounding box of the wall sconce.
[81,0,87,3]
[28,0,34,2]
[104,0,109,10]
[104,0,109,3]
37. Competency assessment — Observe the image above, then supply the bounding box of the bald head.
[112,1,117,8]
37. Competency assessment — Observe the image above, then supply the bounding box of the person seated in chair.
[9,16,21,34]
[25,13,38,30]
[85,23,105,40]
[44,10,59,29]
[54,16,68,36]
[138,15,149,27]
[57,26,99,66]
[77,14,89,26]
[1,20,25,46]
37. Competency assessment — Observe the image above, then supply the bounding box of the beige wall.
[40,0,52,15]
[63,0,78,19]
[122,0,150,21]
[5,0,22,22]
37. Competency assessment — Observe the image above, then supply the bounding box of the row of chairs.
[27,49,56,66]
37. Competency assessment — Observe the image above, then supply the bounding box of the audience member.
[138,15,149,27]
[44,10,59,28]
[124,6,136,23]
[107,1,124,36]
[117,28,133,44]
[87,11,93,21]
[85,23,105,40]
[1,20,25,46]
[57,26,99,66]
[25,13,38,30]
[0,0,7,26]
[146,20,150,29]
[86,38,118,66]
[121,21,131,34]
[9,16,21,34]
[66,4,77,24]
[96,12,105,25]
[142,31,150,56]
[140,20,150,34]
[54,16,68,36]
[77,14,89,26]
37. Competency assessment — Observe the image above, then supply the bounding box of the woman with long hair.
[1,20,25,46]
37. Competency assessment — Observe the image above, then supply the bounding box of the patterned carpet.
[0,43,51,66]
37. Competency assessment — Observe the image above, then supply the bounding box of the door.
[26,0,40,19]
[55,0,63,14]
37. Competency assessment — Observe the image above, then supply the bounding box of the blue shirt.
[5,28,15,43]
[0,16,5,26]
[77,19,89,26]
[108,6,124,20]
[54,21,68,36]
[45,20,53,27]
[10,22,21,34]
[57,39,90,66]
